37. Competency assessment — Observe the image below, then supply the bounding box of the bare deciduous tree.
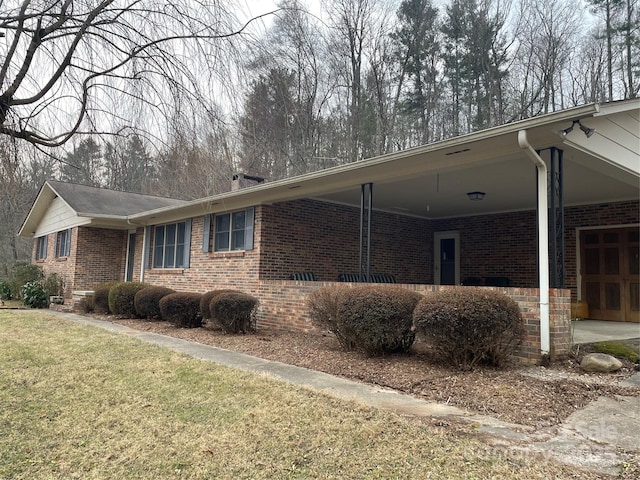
[326,0,375,163]
[0,138,56,263]
[510,0,582,116]
[0,0,262,148]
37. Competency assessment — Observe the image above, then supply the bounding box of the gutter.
[518,130,550,356]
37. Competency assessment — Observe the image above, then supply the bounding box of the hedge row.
[89,282,258,333]
[308,285,524,369]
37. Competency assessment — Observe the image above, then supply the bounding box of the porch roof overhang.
[129,100,639,226]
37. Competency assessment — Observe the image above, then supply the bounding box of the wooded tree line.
[1,0,638,263]
[238,0,638,179]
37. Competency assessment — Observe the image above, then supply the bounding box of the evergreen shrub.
[134,286,175,319]
[336,286,422,356]
[413,288,524,370]
[200,289,239,320]
[209,292,258,333]
[108,282,147,317]
[21,281,48,309]
[93,281,118,314]
[307,285,352,349]
[159,292,203,328]
[0,280,11,300]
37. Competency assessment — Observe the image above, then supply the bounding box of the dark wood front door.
[581,227,640,322]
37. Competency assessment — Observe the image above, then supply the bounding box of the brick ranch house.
[19,99,640,363]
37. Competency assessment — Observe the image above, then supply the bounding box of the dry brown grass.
[0,311,606,479]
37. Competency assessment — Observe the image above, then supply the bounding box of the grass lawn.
[0,311,597,479]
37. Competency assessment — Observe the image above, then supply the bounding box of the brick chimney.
[231,173,265,191]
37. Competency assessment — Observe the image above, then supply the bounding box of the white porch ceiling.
[312,141,639,219]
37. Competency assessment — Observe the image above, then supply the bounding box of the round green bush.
[21,281,48,309]
[209,292,258,334]
[108,282,147,317]
[336,286,423,356]
[134,286,175,319]
[93,281,118,314]
[159,292,203,328]
[307,285,352,349]
[413,288,525,370]
[200,289,240,320]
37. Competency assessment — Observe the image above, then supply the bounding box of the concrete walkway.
[572,319,640,344]
[45,311,640,476]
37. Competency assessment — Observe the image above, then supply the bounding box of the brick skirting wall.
[256,281,571,364]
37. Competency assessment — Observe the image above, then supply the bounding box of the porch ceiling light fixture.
[467,191,485,201]
[562,120,596,138]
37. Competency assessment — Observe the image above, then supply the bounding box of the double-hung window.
[35,236,48,260]
[153,220,190,268]
[55,229,71,258]
[214,211,246,251]
[202,207,254,253]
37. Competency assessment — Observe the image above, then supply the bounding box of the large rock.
[580,353,623,373]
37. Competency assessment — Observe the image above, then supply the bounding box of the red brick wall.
[257,280,571,364]
[34,199,636,316]
[33,228,78,298]
[74,228,127,291]
[432,200,639,300]
[259,199,431,283]
[33,227,128,302]
[141,215,262,295]
[433,211,538,287]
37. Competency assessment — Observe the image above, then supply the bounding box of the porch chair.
[290,272,317,281]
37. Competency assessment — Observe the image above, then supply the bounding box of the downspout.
[518,130,550,355]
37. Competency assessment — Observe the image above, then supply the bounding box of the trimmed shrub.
[335,286,423,356]
[200,289,239,320]
[134,286,175,319]
[0,280,11,300]
[307,285,353,349]
[159,292,203,328]
[209,292,258,334]
[21,281,48,309]
[108,282,147,317]
[93,281,118,314]
[414,289,524,370]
